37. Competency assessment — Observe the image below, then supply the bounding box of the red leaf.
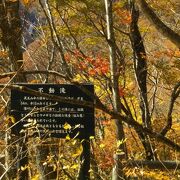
[119,88,125,97]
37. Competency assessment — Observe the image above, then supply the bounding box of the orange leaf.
[119,88,125,97]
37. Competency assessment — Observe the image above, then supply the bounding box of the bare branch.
[161,81,180,136]
[39,0,73,79]
[137,0,180,48]
[0,83,179,152]
[0,70,67,79]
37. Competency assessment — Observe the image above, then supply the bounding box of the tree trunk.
[129,0,157,161]
[0,0,28,179]
[104,0,127,179]
[137,0,180,48]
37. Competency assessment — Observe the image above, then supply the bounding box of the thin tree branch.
[0,84,180,151]
[39,0,73,79]
[137,0,180,48]
[0,70,67,79]
[161,81,180,136]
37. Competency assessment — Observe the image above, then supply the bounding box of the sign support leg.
[78,140,90,180]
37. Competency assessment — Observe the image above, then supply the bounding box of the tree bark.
[137,0,180,48]
[104,0,127,179]
[0,0,28,179]
[129,0,157,161]
[161,82,180,136]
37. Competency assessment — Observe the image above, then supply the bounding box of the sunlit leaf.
[71,164,79,169]
[72,144,83,157]
[71,139,77,145]
[23,0,29,5]
[116,150,125,156]
[20,165,28,171]
[7,116,16,124]
[53,164,57,171]
[31,175,40,180]
[89,136,94,140]
[63,122,72,130]
[43,162,47,166]
[99,143,105,149]
[117,138,127,147]
[65,134,71,140]
[63,165,70,169]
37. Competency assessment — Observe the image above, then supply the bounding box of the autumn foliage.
[0,0,179,179]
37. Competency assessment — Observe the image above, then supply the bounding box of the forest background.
[0,0,180,179]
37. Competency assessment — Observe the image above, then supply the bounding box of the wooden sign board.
[10,84,94,139]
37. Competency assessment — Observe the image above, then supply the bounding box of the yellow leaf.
[116,150,125,156]
[23,0,29,5]
[43,162,47,166]
[72,144,83,157]
[99,143,105,149]
[117,138,127,147]
[31,175,40,180]
[29,79,41,84]
[53,164,56,171]
[89,136,94,140]
[0,50,8,58]
[63,165,70,169]
[65,134,71,140]
[174,50,180,57]
[20,165,28,171]
[7,116,16,124]
[63,122,71,130]
[71,164,79,169]
[88,169,93,173]
[71,139,77,145]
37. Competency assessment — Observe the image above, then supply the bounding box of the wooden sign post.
[78,140,91,180]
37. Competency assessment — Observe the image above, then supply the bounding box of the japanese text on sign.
[10,84,94,139]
